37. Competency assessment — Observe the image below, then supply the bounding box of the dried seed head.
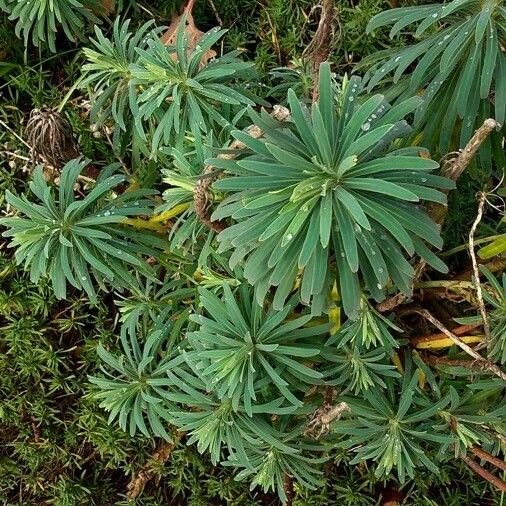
[25,108,80,170]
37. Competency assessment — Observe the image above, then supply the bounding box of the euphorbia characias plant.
[2,0,505,502]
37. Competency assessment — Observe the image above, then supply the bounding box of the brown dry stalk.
[470,446,506,471]
[443,119,498,181]
[284,474,294,506]
[126,434,182,500]
[422,354,495,373]
[303,0,337,102]
[194,105,291,232]
[416,309,506,381]
[468,191,491,343]
[378,118,499,313]
[305,401,350,439]
[461,454,506,492]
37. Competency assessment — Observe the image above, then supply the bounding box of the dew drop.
[361,122,371,131]
[432,13,438,18]
[81,276,87,281]
[377,283,382,289]
[378,268,384,274]
[285,233,293,242]
[348,97,354,102]
[395,57,401,62]
[421,178,427,183]
[117,250,122,255]
[340,252,346,257]
[104,210,111,216]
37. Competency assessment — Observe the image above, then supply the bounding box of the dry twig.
[284,474,294,506]
[468,191,491,343]
[126,435,182,500]
[305,401,350,439]
[461,454,506,492]
[470,446,506,471]
[415,309,506,381]
[303,0,337,102]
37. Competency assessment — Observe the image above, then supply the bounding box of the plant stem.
[416,309,506,381]
[469,191,491,343]
[461,455,506,492]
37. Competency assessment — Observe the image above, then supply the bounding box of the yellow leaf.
[392,353,404,374]
[414,335,484,350]
[151,203,190,223]
[121,218,165,233]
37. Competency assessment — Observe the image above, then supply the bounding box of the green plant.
[211,65,453,318]
[81,16,264,156]
[89,309,188,440]
[335,364,453,482]
[0,0,102,52]
[0,158,165,302]
[2,2,505,504]
[363,0,506,168]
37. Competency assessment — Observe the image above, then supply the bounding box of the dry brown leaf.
[160,0,217,66]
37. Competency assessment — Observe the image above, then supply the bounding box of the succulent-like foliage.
[188,285,327,413]
[0,0,102,52]
[225,439,327,503]
[89,309,188,440]
[211,64,453,318]
[335,365,453,482]
[323,345,400,394]
[0,158,165,302]
[80,19,158,141]
[81,17,263,154]
[364,0,506,165]
[327,298,401,354]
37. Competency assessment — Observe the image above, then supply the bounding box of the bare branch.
[416,309,506,382]
[469,191,491,343]
[461,455,506,492]
[126,434,182,500]
[470,446,506,472]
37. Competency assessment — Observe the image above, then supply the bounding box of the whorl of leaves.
[0,0,102,52]
[211,64,453,318]
[364,0,505,166]
[0,158,165,302]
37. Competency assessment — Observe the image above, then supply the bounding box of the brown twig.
[304,401,350,439]
[378,118,499,313]
[443,119,498,181]
[284,474,294,506]
[126,434,182,500]
[194,105,290,232]
[469,191,491,343]
[422,354,494,373]
[303,0,337,102]
[206,0,223,25]
[461,454,506,492]
[415,309,506,381]
[470,446,506,471]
